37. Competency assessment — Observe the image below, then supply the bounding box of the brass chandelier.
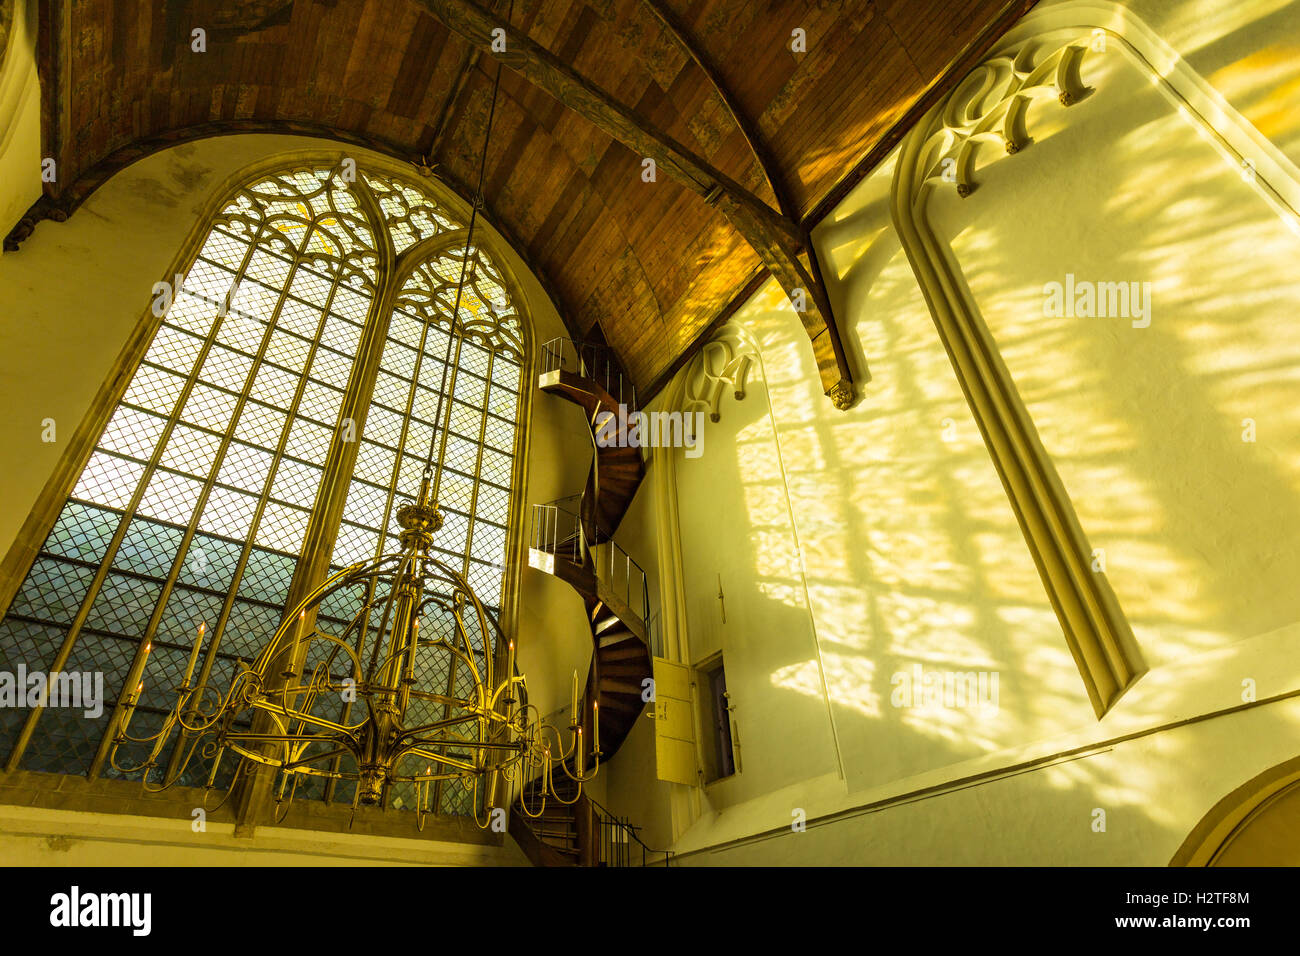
[107,1,597,828]
[107,466,598,828]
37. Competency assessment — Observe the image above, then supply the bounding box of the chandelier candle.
[117,640,152,737]
[100,32,605,821]
[116,680,143,742]
[181,622,206,689]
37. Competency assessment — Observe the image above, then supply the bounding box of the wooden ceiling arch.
[10,0,1036,404]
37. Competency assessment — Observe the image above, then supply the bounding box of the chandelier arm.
[252,562,365,675]
[401,746,478,775]
[449,602,487,707]
[400,736,524,757]
[111,689,190,747]
[520,751,554,816]
[487,674,523,711]
[242,701,359,739]
[392,712,494,743]
[174,684,229,734]
[278,750,357,774]
[166,724,212,788]
[225,742,299,769]
[536,720,575,765]
[272,771,299,823]
[464,594,496,703]
[278,631,365,688]
[471,773,491,830]
[201,769,238,814]
[109,687,198,778]
[284,665,338,770]
[416,594,457,616]
[409,636,481,699]
[554,753,598,787]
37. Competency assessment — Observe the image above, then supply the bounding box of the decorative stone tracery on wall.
[911,38,1093,201]
[680,324,757,423]
[890,0,1300,717]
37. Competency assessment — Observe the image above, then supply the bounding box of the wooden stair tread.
[518,361,654,867]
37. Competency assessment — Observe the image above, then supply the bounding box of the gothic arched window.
[0,162,528,816]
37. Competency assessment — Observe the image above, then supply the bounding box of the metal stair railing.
[592,538,650,627]
[589,796,673,867]
[530,497,651,630]
[646,611,663,659]
[540,337,638,410]
[529,496,585,566]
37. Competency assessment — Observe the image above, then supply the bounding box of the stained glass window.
[0,164,526,817]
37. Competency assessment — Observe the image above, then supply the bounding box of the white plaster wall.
[598,0,1300,865]
[0,0,42,235]
[929,11,1300,671]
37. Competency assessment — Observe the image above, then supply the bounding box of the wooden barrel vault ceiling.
[21,0,1035,401]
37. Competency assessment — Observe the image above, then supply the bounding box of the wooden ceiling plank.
[641,0,791,218]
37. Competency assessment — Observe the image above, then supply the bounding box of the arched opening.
[0,157,533,820]
[1172,755,1300,866]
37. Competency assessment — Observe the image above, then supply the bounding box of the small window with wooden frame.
[695,652,736,784]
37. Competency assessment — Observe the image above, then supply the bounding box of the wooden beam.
[414,0,855,408]
[642,266,768,403]
[643,0,1039,408]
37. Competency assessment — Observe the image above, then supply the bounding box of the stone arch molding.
[647,322,760,670]
[890,0,1300,718]
[1171,754,1300,866]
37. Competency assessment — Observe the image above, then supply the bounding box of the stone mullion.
[232,174,396,832]
[158,248,350,784]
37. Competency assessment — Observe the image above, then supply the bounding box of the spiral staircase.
[509,339,660,866]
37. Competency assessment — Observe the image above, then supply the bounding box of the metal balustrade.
[591,797,672,867]
[594,538,650,626]
[540,337,638,409]
[528,497,649,627]
[529,496,584,565]
[647,612,663,659]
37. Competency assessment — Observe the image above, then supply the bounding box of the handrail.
[540,337,638,409]
[530,500,650,628]
[587,794,673,867]
[510,792,673,867]
[529,500,585,566]
[593,537,649,625]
